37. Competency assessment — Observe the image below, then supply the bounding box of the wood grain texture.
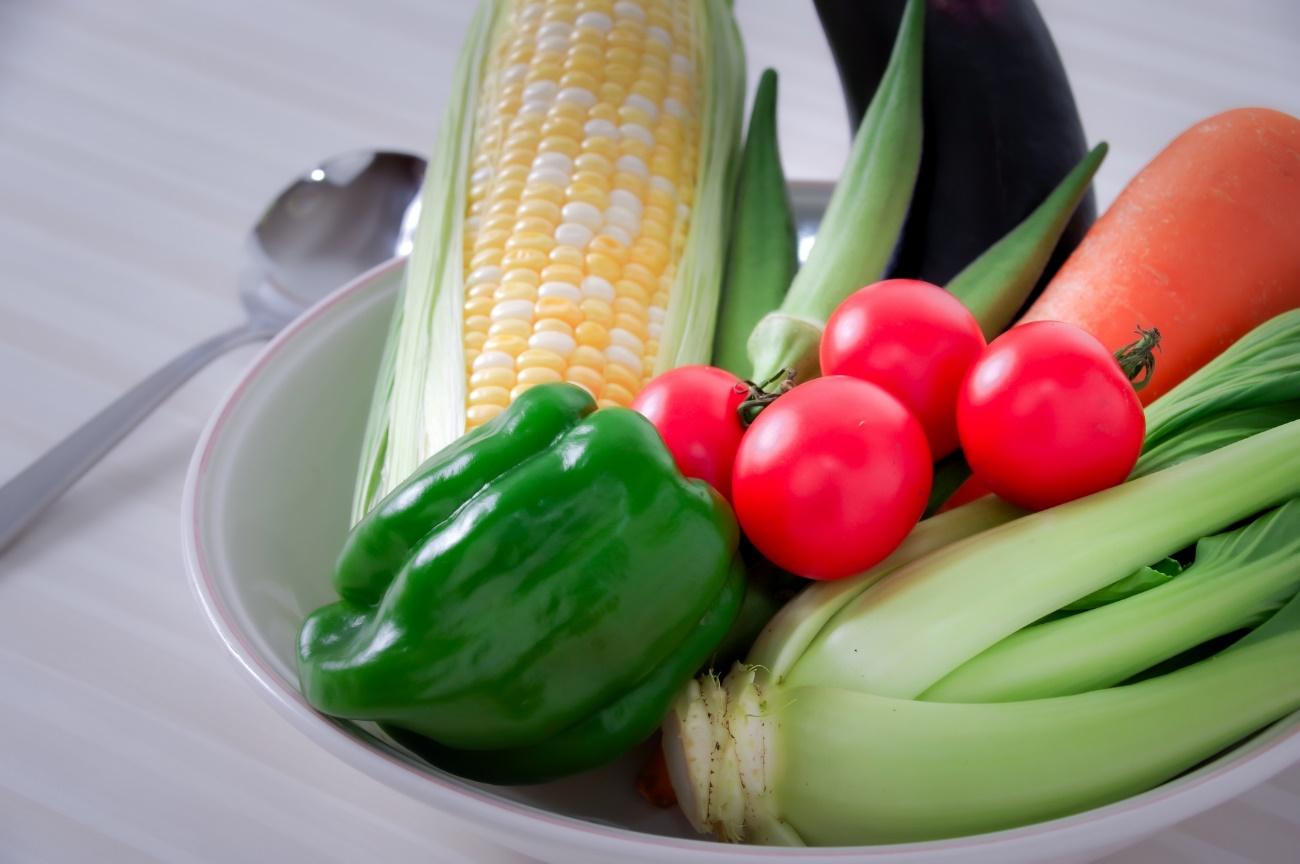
[1,1,1297,861]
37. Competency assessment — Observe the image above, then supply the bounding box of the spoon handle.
[0,322,273,552]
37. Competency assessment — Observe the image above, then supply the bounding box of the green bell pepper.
[297,383,743,784]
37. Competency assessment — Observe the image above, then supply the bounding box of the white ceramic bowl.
[182,258,1300,864]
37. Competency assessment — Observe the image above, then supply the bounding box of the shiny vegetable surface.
[731,376,932,580]
[958,321,1145,510]
[632,365,747,502]
[820,279,985,458]
[299,384,742,783]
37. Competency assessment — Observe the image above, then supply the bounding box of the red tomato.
[731,376,932,580]
[820,279,986,459]
[957,320,1145,511]
[632,365,748,501]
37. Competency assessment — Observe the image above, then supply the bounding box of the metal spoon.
[0,149,426,552]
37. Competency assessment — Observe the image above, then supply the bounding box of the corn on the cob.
[353,0,744,519]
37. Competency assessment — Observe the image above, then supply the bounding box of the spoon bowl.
[0,149,426,552]
[246,150,425,316]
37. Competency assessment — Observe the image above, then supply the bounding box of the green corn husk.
[352,0,747,521]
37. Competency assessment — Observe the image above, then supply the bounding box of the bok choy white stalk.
[668,610,1300,845]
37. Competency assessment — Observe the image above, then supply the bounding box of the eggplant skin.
[813,0,1096,300]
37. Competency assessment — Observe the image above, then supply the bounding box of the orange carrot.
[1020,108,1300,403]
[634,736,677,809]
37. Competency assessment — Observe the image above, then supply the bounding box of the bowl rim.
[181,256,1300,861]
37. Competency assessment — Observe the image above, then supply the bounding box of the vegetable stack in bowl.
[291,0,1300,850]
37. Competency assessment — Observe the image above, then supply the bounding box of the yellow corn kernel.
[630,239,668,272]
[465,296,495,319]
[522,182,567,207]
[598,82,627,107]
[585,252,621,281]
[612,172,646,198]
[588,101,619,124]
[489,319,532,341]
[503,267,541,287]
[470,367,516,390]
[606,46,637,68]
[540,263,585,285]
[469,385,512,408]
[465,331,488,351]
[549,245,584,267]
[616,313,649,340]
[517,199,562,223]
[473,228,510,252]
[500,248,549,272]
[565,183,608,210]
[640,210,671,243]
[615,296,650,320]
[618,138,653,163]
[526,314,572,336]
[542,117,583,141]
[575,321,610,349]
[571,344,607,370]
[539,136,580,160]
[468,281,498,300]
[614,280,650,306]
[571,24,605,46]
[516,348,567,373]
[517,366,565,387]
[465,315,492,334]
[467,403,505,426]
[604,361,640,393]
[580,137,617,161]
[621,261,660,291]
[646,186,676,212]
[579,298,615,327]
[513,216,556,235]
[505,231,557,253]
[589,234,628,262]
[535,296,584,327]
[575,152,613,174]
[565,365,604,396]
[601,382,636,406]
[597,399,623,410]
[571,170,610,192]
[484,334,528,356]
[494,281,539,301]
[526,61,565,84]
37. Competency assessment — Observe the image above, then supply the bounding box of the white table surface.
[2,1,1298,861]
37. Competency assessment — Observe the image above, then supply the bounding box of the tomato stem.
[1115,326,1162,392]
[738,368,797,426]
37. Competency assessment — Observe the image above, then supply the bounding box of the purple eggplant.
[813,0,1096,300]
